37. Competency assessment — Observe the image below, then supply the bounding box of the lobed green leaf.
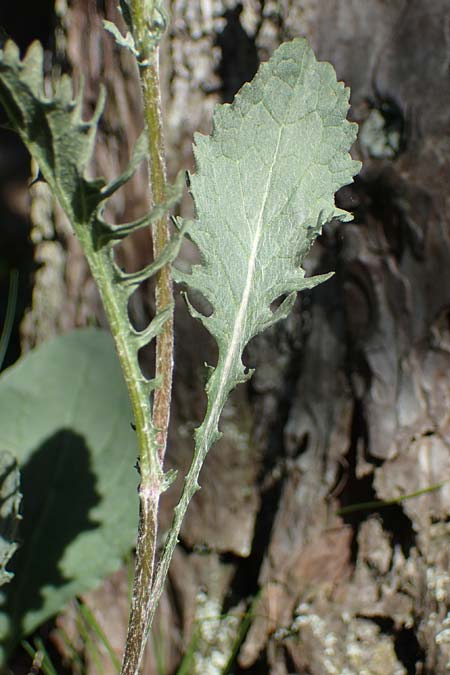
[0,39,186,452]
[0,40,105,226]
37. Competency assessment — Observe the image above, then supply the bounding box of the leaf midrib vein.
[205,122,285,441]
[201,45,309,442]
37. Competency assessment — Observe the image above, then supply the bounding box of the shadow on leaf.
[1,429,100,655]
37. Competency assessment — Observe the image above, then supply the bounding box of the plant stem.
[79,237,163,675]
[120,1,173,673]
[142,389,229,635]
[143,59,173,463]
[131,0,173,460]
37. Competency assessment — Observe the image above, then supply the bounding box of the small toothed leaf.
[98,170,186,245]
[100,130,149,200]
[103,20,138,56]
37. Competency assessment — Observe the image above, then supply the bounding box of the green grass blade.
[174,628,200,675]
[0,268,18,370]
[77,600,121,673]
[337,479,449,516]
[75,600,104,675]
[21,639,58,675]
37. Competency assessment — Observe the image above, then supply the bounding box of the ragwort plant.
[0,1,360,672]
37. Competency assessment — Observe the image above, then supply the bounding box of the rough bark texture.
[2,0,449,673]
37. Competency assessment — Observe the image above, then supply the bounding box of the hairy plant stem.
[120,2,173,674]
[141,57,173,463]
[142,391,229,631]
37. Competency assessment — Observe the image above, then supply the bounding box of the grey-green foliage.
[0,34,361,666]
[177,38,361,447]
[153,39,361,621]
[0,329,138,662]
[0,451,21,587]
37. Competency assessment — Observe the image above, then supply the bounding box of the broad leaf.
[0,451,21,587]
[0,329,139,662]
[177,38,361,443]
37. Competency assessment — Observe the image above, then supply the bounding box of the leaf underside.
[151,39,361,629]
[177,38,361,442]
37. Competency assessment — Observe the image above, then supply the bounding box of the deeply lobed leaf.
[0,40,106,225]
[0,38,185,434]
